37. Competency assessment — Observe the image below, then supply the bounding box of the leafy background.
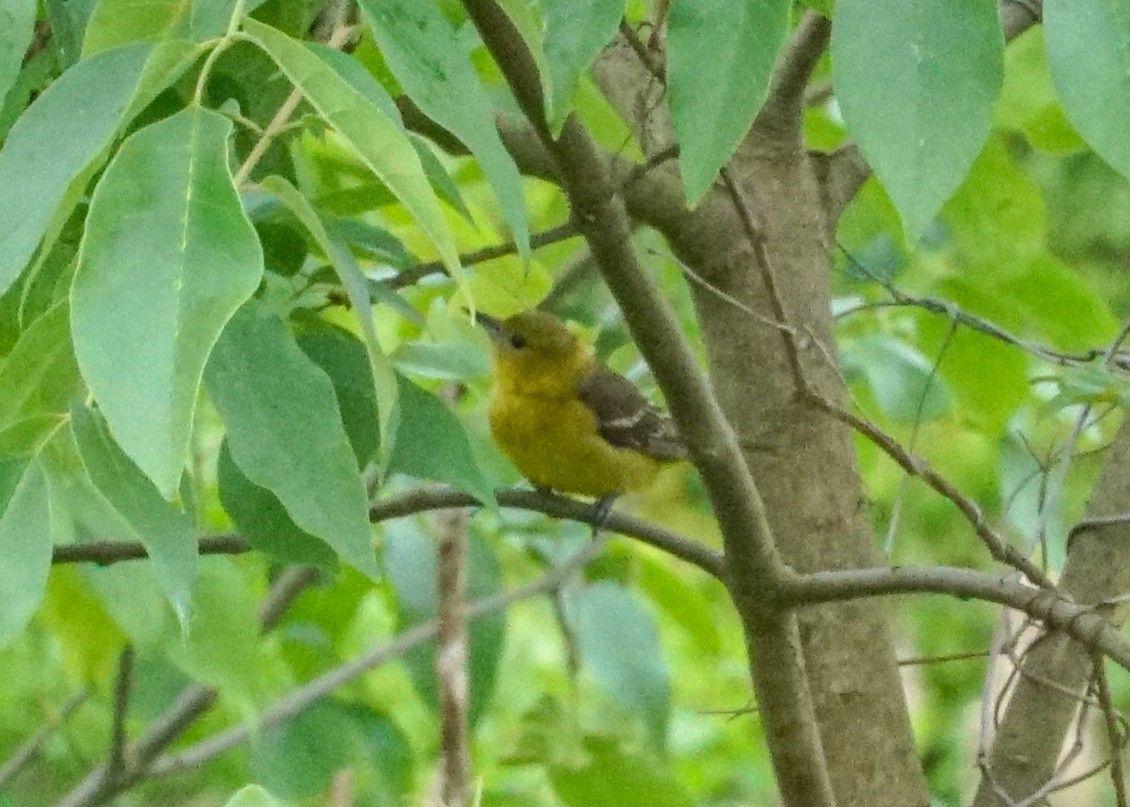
[0,0,1128,805]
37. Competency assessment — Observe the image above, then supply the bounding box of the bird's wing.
[576,364,687,461]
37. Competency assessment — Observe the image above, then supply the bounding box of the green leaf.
[0,44,151,298]
[1045,0,1130,179]
[0,457,51,649]
[297,328,381,467]
[831,0,1004,240]
[551,736,695,807]
[222,785,284,807]
[668,0,791,205]
[252,701,357,800]
[0,301,80,432]
[71,106,263,498]
[204,300,379,579]
[0,0,35,105]
[83,0,239,55]
[259,175,398,467]
[542,0,628,131]
[360,0,530,261]
[244,18,464,286]
[567,582,670,748]
[174,556,259,708]
[843,334,951,423]
[71,405,198,625]
[0,415,67,456]
[388,375,494,504]
[384,524,506,727]
[217,440,337,568]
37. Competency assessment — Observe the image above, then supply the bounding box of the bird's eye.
[510,334,527,349]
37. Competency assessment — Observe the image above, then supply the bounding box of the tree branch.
[459,2,836,804]
[780,566,1130,672]
[50,486,723,578]
[753,12,832,141]
[0,690,90,789]
[54,567,318,807]
[147,534,611,777]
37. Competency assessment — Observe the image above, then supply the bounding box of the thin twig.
[234,24,357,186]
[390,220,579,289]
[148,534,611,776]
[55,568,319,807]
[106,646,134,780]
[1095,654,1130,807]
[0,690,90,789]
[805,391,1056,589]
[434,502,471,807]
[50,486,723,578]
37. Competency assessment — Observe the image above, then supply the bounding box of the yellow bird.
[478,310,686,501]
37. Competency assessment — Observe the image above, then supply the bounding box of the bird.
[477,309,686,507]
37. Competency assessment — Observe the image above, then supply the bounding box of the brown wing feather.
[576,365,686,461]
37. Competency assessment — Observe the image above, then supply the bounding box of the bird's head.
[476,310,590,392]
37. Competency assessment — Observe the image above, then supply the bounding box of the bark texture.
[596,24,930,807]
[973,421,1130,806]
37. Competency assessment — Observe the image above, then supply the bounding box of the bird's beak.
[473,312,507,343]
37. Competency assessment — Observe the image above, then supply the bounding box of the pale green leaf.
[384,524,505,726]
[260,175,399,466]
[0,44,151,298]
[0,0,36,105]
[552,736,694,807]
[843,334,951,423]
[83,0,236,55]
[71,107,263,498]
[222,785,285,807]
[0,457,51,648]
[541,0,627,131]
[360,0,529,261]
[567,582,670,747]
[831,0,1004,240]
[1045,0,1130,179]
[244,18,463,286]
[71,405,198,625]
[668,0,791,204]
[204,300,379,579]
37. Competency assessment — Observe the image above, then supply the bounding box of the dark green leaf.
[0,44,151,298]
[0,457,51,648]
[252,701,357,799]
[388,375,494,503]
[567,582,670,748]
[71,405,198,625]
[217,440,337,567]
[260,175,399,466]
[205,301,379,579]
[668,0,791,204]
[298,328,382,467]
[831,0,1004,240]
[71,106,263,498]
